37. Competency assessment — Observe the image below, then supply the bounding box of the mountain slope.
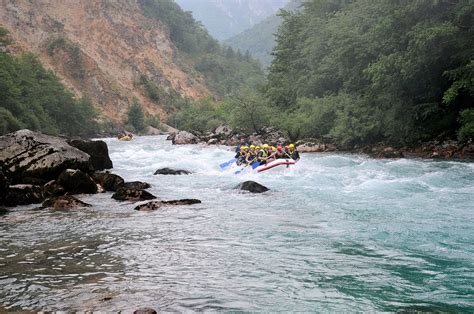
[226,0,303,69]
[0,0,212,122]
[175,0,289,41]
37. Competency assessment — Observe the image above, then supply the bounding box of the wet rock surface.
[43,180,66,197]
[236,181,270,193]
[154,168,192,175]
[112,187,156,202]
[134,308,157,314]
[123,181,151,190]
[134,199,201,211]
[67,139,113,171]
[0,129,92,184]
[4,184,45,206]
[42,195,92,210]
[93,172,125,191]
[57,169,98,194]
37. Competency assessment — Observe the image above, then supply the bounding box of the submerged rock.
[93,172,125,191]
[4,184,44,206]
[134,308,157,314]
[154,168,192,175]
[42,195,92,210]
[236,181,269,193]
[134,199,201,211]
[112,187,156,202]
[0,129,92,184]
[67,139,113,171]
[57,169,98,194]
[123,181,151,190]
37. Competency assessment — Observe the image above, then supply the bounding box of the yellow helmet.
[263,144,269,149]
[289,143,295,149]
[243,146,249,150]
[250,145,255,149]
[272,147,277,152]
[255,146,260,150]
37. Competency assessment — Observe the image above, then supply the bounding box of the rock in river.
[236,181,269,193]
[4,184,44,206]
[112,187,156,202]
[171,130,198,145]
[134,199,201,211]
[154,168,192,175]
[67,139,113,171]
[0,129,92,184]
[93,172,125,191]
[57,169,98,194]
[123,181,151,190]
[42,195,92,210]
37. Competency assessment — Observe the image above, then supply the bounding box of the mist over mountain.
[174,0,289,41]
[226,0,303,69]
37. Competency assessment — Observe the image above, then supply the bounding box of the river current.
[1,135,473,311]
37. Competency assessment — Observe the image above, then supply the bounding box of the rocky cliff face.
[0,0,211,122]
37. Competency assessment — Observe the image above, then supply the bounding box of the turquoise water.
[0,135,473,311]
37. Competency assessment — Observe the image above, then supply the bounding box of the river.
[1,135,473,311]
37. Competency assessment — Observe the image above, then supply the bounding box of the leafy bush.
[458,109,474,142]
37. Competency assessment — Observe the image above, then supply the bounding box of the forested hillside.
[226,0,302,69]
[0,28,98,136]
[139,0,264,96]
[266,0,473,145]
[173,0,473,146]
[0,0,264,136]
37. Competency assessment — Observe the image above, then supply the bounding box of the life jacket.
[259,150,268,158]
[288,149,299,160]
[276,151,286,159]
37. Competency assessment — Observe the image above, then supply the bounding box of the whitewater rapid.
[0,135,473,311]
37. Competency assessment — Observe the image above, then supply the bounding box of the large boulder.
[0,129,92,184]
[112,187,156,202]
[172,131,198,145]
[134,199,201,211]
[154,168,192,175]
[93,172,125,191]
[67,139,113,171]
[4,184,44,206]
[236,181,269,193]
[57,169,98,194]
[42,195,92,210]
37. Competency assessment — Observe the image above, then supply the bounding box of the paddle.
[234,159,260,174]
[219,158,236,169]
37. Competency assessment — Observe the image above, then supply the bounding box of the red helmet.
[285,145,289,150]
[277,145,283,151]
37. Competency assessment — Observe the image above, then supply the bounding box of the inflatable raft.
[118,135,133,141]
[255,159,296,173]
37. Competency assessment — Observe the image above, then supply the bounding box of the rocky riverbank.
[166,125,474,160]
[0,130,200,209]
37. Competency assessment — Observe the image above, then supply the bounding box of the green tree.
[127,99,146,132]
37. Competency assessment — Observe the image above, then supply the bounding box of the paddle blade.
[251,162,261,169]
[219,158,236,169]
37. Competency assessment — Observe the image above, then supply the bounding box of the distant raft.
[255,159,296,173]
[118,135,133,141]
